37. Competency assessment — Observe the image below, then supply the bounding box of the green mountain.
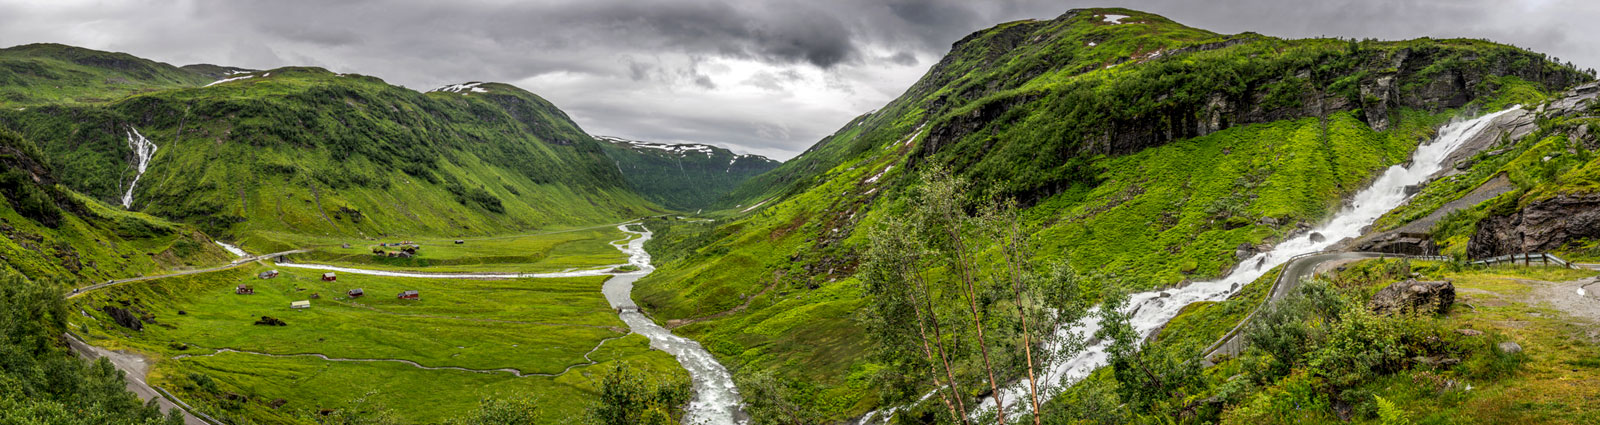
[0,127,229,284]
[595,136,780,211]
[634,7,1593,419]
[0,48,660,249]
[0,43,211,106]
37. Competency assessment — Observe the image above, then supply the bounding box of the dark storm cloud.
[0,0,1594,160]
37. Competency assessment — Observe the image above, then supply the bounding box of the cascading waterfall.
[120,126,158,209]
[859,107,1521,423]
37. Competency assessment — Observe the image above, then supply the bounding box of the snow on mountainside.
[594,135,781,210]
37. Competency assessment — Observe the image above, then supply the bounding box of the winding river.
[605,223,747,425]
[262,223,747,422]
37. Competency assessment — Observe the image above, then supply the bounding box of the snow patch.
[1103,14,1130,24]
[866,165,893,184]
[431,82,487,95]
[204,74,255,87]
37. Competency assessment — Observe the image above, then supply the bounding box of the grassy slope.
[596,136,781,211]
[0,51,660,244]
[69,263,684,424]
[285,225,629,273]
[0,128,230,284]
[1206,259,1600,424]
[635,7,1591,419]
[0,43,210,106]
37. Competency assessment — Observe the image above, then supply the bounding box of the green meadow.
[264,225,632,273]
[69,261,681,423]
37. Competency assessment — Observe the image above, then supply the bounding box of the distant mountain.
[595,136,779,211]
[0,43,210,106]
[0,45,659,246]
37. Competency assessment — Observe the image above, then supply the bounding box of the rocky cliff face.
[1469,193,1600,257]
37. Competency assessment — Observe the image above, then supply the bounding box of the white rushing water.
[605,223,747,425]
[215,241,248,258]
[121,126,158,209]
[931,106,1519,421]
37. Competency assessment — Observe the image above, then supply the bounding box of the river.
[605,223,747,425]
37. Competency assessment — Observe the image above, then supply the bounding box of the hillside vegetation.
[596,136,780,211]
[635,7,1594,420]
[0,48,660,246]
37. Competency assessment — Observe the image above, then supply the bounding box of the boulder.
[1309,232,1326,243]
[1498,341,1523,354]
[1456,328,1483,336]
[1370,279,1456,316]
[1469,193,1600,258]
[101,306,143,331]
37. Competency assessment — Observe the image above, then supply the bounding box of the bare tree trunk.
[1001,214,1044,425]
[942,215,1005,423]
[904,270,963,423]
[913,269,972,423]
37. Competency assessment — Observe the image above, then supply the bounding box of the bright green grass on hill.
[70,263,681,423]
[281,225,630,273]
[1,63,659,239]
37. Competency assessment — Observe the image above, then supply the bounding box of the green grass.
[279,226,630,273]
[67,261,683,423]
[1317,261,1600,425]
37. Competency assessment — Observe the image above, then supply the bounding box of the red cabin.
[397,290,419,300]
[322,272,337,281]
[236,284,254,295]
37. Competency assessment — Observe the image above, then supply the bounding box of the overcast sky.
[1,0,1594,160]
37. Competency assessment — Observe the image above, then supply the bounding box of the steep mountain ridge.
[635,7,1594,419]
[595,135,780,210]
[0,56,659,246]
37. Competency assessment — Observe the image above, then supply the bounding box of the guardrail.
[1200,251,1576,363]
[1200,251,1326,363]
[1470,252,1576,269]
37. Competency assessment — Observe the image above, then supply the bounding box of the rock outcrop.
[1370,279,1456,316]
[1468,193,1600,258]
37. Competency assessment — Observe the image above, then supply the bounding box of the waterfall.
[967,106,1522,420]
[856,106,1521,423]
[121,126,158,209]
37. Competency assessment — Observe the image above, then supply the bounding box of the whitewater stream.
[605,223,747,425]
[861,107,1522,422]
[121,126,158,209]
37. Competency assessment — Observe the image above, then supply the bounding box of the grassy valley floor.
[68,256,683,423]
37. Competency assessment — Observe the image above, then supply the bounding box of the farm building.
[398,290,419,300]
[290,300,311,309]
[258,270,278,279]
[236,284,254,295]
[348,288,364,297]
[322,272,337,281]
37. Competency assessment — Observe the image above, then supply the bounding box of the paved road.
[66,333,208,425]
[1205,252,1387,360]
[67,249,310,299]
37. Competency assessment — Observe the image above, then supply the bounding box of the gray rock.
[1456,328,1483,336]
[1309,232,1326,243]
[1498,341,1523,354]
[1469,193,1600,258]
[1370,279,1456,316]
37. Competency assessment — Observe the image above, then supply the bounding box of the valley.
[2,5,1600,425]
